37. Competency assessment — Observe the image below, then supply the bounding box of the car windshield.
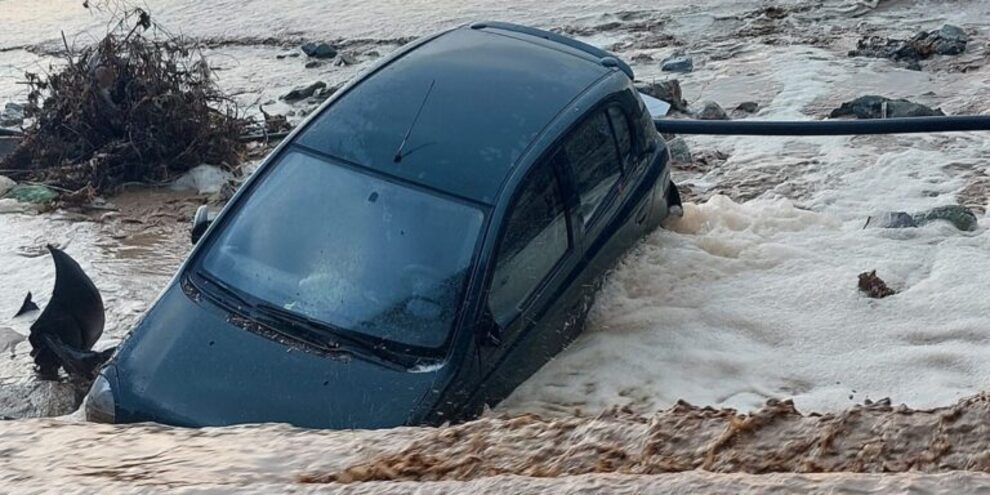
[198,149,484,349]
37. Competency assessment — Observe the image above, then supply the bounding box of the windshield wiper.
[253,302,408,366]
[195,270,253,310]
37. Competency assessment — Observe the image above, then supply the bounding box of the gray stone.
[735,101,760,113]
[913,205,978,231]
[0,175,14,197]
[281,81,327,102]
[696,101,729,121]
[304,60,321,69]
[937,24,968,42]
[829,95,944,119]
[0,380,83,419]
[660,55,694,73]
[933,25,968,55]
[666,137,692,162]
[301,42,338,59]
[635,80,688,113]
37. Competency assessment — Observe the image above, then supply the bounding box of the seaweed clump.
[1,9,249,196]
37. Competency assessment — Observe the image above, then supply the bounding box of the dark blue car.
[84,22,680,428]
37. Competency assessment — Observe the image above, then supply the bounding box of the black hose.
[654,115,990,135]
[0,128,21,137]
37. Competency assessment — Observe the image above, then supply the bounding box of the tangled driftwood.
[1,9,249,195]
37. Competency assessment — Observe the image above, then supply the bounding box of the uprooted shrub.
[1,10,249,195]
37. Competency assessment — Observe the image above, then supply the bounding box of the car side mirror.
[478,307,502,347]
[191,205,212,245]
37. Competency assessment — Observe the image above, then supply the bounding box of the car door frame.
[463,94,644,411]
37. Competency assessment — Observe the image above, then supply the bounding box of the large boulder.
[635,80,688,113]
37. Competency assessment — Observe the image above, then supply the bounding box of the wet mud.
[312,394,990,483]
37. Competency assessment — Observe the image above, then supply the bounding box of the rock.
[313,84,340,102]
[828,95,944,119]
[333,53,357,66]
[0,380,84,419]
[171,164,232,195]
[913,205,978,231]
[305,60,322,69]
[3,184,57,204]
[630,53,654,63]
[660,55,693,73]
[864,211,917,229]
[276,52,300,60]
[849,24,968,64]
[858,270,895,299]
[735,101,760,113]
[281,81,327,102]
[695,101,729,120]
[635,80,688,112]
[301,42,338,59]
[0,175,15,197]
[933,24,968,55]
[666,137,692,162]
[0,327,25,354]
[0,102,24,127]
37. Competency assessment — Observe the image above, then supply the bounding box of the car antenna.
[394,79,436,163]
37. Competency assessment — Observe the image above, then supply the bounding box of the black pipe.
[654,115,990,135]
[0,128,21,137]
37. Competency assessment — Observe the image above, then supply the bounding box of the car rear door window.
[608,106,632,161]
[562,111,622,228]
[488,156,569,325]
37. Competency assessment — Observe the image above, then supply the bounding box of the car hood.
[110,283,444,429]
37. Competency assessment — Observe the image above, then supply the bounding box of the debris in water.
[281,81,327,102]
[170,164,232,195]
[3,184,58,204]
[29,245,107,380]
[858,270,895,299]
[0,102,25,128]
[696,101,729,120]
[13,292,39,317]
[849,24,969,68]
[0,8,248,195]
[660,55,693,73]
[863,211,917,229]
[828,95,944,119]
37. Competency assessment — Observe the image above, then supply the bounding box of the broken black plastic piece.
[13,292,39,317]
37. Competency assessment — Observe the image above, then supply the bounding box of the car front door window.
[488,155,569,326]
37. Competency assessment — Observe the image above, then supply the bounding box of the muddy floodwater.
[2,0,990,492]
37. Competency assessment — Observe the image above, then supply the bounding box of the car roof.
[295,24,612,205]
